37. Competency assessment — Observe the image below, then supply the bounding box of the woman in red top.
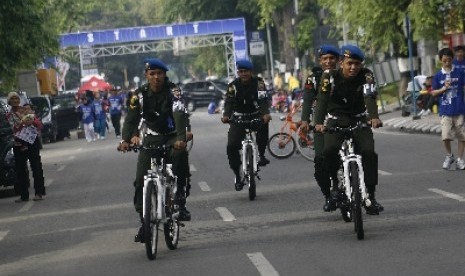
[6,92,45,202]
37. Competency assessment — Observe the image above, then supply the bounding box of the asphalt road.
[0,109,464,276]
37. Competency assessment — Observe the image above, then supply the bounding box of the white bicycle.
[327,122,373,240]
[131,144,182,260]
[230,116,262,201]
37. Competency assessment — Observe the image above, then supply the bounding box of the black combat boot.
[175,194,191,221]
[134,213,145,243]
[365,193,384,215]
[323,196,337,212]
[258,155,270,166]
[233,168,244,191]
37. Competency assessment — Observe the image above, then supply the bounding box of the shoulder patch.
[129,95,139,110]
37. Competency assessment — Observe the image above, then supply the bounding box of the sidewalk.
[379,104,441,135]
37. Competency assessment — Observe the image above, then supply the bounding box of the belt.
[145,128,176,136]
[233,111,259,116]
[327,111,368,120]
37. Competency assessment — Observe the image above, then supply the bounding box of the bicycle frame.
[142,147,177,222]
[339,138,371,208]
[333,123,372,209]
[241,129,258,177]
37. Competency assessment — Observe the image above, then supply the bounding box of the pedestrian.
[108,86,124,137]
[92,90,107,140]
[221,59,271,191]
[6,92,46,202]
[77,95,96,142]
[118,58,191,243]
[300,45,340,211]
[453,45,465,73]
[314,45,384,215]
[430,47,465,170]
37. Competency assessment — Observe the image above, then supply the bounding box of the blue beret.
[236,59,254,70]
[144,58,169,71]
[340,45,365,61]
[318,45,339,57]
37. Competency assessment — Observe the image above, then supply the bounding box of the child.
[430,48,465,170]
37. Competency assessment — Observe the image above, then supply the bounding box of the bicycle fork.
[142,169,166,221]
[241,139,257,177]
[340,153,372,208]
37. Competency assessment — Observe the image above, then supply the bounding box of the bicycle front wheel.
[349,162,364,240]
[144,180,159,260]
[295,129,315,162]
[267,132,296,159]
[164,187,180,250]
[246,145,256,201]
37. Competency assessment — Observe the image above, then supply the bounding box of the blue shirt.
[452,58,465,73]
[108,95,123,115]
[79,104,95,124]
[92,99,106,120]
[432,66,465,116]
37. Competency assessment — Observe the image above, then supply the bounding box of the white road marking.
[18,201,34,213]
[198,181,211,192]
[215,207,236,221]
[190,164,197,172]
[57,165,66,172]
[378,170,392,176]
[247,252,280,276]
[0,231,9,241]
[68,155,75,160]
[428,188,465,202]
[45,179,54,187]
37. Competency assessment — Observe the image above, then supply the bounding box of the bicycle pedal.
[256,175,261,180]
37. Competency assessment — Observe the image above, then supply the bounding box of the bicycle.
[267,108,314,161]
[327,121,374,240]
[129,144,182,260]
[230,116,262,201]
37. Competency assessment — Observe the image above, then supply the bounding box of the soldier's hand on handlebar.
[174,140,186,150]
[262,114,271,124]
[300,121,310,133]
[369,118,383,128]
[314,124,325,133]
[118,141,130,152]
[221,116,230,124]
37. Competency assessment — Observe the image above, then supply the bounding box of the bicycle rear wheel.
[349,162,364,240]
[246,145,256,200]
[164,187,180,250]
[144,180,159,260]
[295,128,315,162]
[267,132,296,159]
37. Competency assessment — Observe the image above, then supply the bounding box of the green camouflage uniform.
[314,68,379,196]
[122,81,187,213]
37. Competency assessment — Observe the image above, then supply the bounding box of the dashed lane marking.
[428,188,465,202]
[378,170,392,176]
[57,165,66,172]
[0,231,9,241]
[215,207,236,222]
[190,164,197,172]
[247,252,280,276]
[18,201,34,213]
[198,181,211,192]
[45,179,54,187]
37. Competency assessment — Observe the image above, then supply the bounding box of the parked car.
[51,93,80,140]
[181,80,227,112]
[30,96,58,143]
